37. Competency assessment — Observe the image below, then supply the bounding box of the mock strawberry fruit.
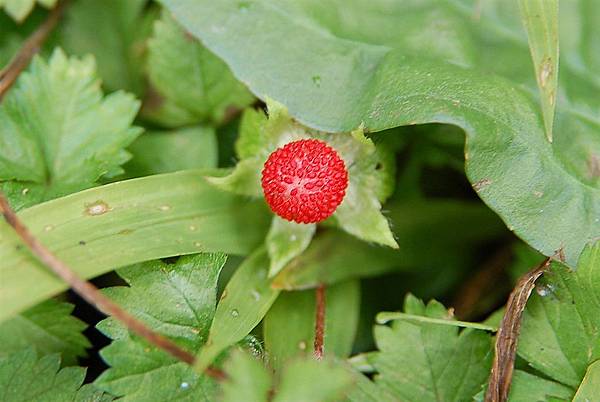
[261,139,349,224]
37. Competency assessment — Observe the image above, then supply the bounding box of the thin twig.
[452,247,513,320]
[484,257,552,402]
[0,3,229,379]
[0,193,226,380]
[0,193,192,364]
[313,284,326,360]
[0,1,65,99]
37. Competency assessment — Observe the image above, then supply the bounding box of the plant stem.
[313,284,326,360]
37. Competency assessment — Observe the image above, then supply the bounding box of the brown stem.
[0,1,65,99]
[313,284,326,360]
[0,193,226,380]
[484,257,551,402]
[0,3,228,379]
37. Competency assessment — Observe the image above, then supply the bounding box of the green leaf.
[0,170,271,323]
[266,217,315,277]
[124,126,218,177]
[60,0,157,94]
[0,299,89,365]
[209,101,397,248]
[507,370,573,402]
[0,0,56,22]
[0,348,86,402]
[74,384,115,402]
[194,247,280,372]
[518,0,559,142]
[273,199,506,290]
[162,0,600,267]
[370,295,493,402]
[573,360,600,402]
[95,254,225,401]
[518,242,600,388]
[143,11,254,127]
[263,280,360,369]
[273,358,354,402]
[0,48,142,209]
[221,350,272,402]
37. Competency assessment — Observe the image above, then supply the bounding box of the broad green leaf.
[0,299,89,365]
[194,248,280,372]
[95,254,225,401]
[0,0,56,22]
[0,170,271,322]
[221,350,272,402]
[124,126,218,178]
[0,349,86,402]
[273,358,354,402]
[266,217,315,277]
[75,384,115,402]
[144,11,254,127]
[507,370,573,402]
[162,0,600,267]
[60,0,157,94]
[370,295,493,402]
[209,102,397,248]
[0,48,142,209]
[573,360,600,402]
[518,242,600,388]
[263,280,360,369]
[518,0,559,142]
[273,200,506,289]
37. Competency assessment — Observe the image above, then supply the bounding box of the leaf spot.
[85,201,110,216]
[473,178,492,191]
[539,58,553,88]
[587,153,600,179]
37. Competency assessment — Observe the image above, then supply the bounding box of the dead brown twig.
[313,284,326,360]
[0,2,65,99]
[484,257,552,402]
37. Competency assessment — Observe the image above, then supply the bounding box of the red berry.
[261,139,349,224]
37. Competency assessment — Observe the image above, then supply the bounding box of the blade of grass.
[518,0,559,142]
[0,170,270,322]
[375,312,497,332]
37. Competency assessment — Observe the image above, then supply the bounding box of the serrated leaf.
[124,126,218,178]
[0,299,89,365]
[0,170,271,323]
[74,384,115,402]
[143,11,254,127]
[0,0,56,22]
[518,242,600,388]
[0,348,86,402]
[162,0,600,267]
[266,217,315,277]
[60,0,156,94]
[94,254,225,401]
[194,248,280,372]
[263,280,360,370]
[209,101,397,248]
[370,295,493,402]
[0,48,142,209]
[221,350,272,402]
[518,0,559,142]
